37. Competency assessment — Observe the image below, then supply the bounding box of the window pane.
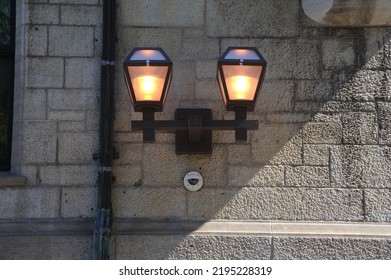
[0,58,13,169]
[0,0,11,47]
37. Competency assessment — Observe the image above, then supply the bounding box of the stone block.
[331,145,391,188]
[0,236,91,259]
[171,235,272,260]
[206,0,299,37]
[48,111,85,121]
[297,80,333,101]
[183,28,204,38]
[28,4,59,24]
[294,102,324,113]
[61,187,97,218]
[115,235,186,259]
[342,112,378,144]
[112,165,142,186]
[94,26,102,57]
[286,166,330,187]
[365,189,391,222]
[113,143,142,165]
[303,144,329,165]
[85,110,99,131]
[115,234,272,260]
[274,237,391,259]
[20,165,39,186]
[61,5,102,25]
[167,60,196,101]
[182,37,219,58]
[58,121,85,131]
[227,144,252,164]
[23,121,57,164]
[196,60,216,79]
[188,187,363,221]
[320,101,376,113]
[251,124,302,165]
[117,28,182,60]
[228,166,284,187]
[48,89,98,110]
[23,89,47,120]
[26,26,47,56]
[377,101,391,144]
[50,0,98,4]
[334,70,386,101]
[257,81,294,112]
[322,39,356,69]
[40,165,97,186]
[221,38,320,79]
[363,28,391,69]
[58,132,98,163]
[143,144,227,187]
[27,0,48,3]
[26,58,64,88]
[118,0,204,27]
[265,113,312,123]
[0,187,60,219]
[114,108,131,132]
[49,26,94,57]
[303,122,342,144]
[195,79,220,100]
[112,187,186,219]
[65,58,101,88]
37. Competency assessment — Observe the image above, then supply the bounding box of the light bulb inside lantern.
[226,75,256,100]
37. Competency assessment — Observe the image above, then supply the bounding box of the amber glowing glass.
[123,48,172,112]
[127,66,168,102]
[222,65,263,101]
[217,47,267,111]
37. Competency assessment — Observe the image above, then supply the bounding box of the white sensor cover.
[183,171,203,191]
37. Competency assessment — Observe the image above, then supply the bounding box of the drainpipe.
[93,0,116,260]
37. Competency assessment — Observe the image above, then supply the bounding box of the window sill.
[0,173,26,187]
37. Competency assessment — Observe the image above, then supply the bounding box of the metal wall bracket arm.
[130,108,258,154]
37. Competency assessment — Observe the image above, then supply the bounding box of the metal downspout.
[93,0,116,260]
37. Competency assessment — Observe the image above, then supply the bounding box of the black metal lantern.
[123,47,173,112]
[217,47,267,111]
[123,46,265,153]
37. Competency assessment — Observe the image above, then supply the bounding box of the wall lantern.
[123,47,267,154]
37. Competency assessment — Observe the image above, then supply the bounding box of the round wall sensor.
[183,171,203,191]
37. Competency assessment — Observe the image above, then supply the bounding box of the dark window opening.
[0,0,15,171]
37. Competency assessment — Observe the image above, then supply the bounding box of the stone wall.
[0,0,102,259]
[112,0,391,259]
[1,0,391,259]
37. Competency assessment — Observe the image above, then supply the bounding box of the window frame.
[0,0,15,171]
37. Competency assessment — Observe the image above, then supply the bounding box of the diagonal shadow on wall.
[111,28,391,259]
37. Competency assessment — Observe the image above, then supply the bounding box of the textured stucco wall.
[1,0,391,260]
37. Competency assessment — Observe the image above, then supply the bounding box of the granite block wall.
[111,0,391,259]
[0,0,102,259]
[1,0,391,259]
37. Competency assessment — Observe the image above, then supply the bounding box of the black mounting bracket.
[131,108,258,154]
[175,109,212,154]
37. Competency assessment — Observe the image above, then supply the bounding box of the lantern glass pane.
[130,49,166,61]
[217,68,227,106]
[222,65,263,101]
[127,66,168,102]
[224,49,260,60]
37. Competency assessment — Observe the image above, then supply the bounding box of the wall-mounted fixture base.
[175,109,212,154]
